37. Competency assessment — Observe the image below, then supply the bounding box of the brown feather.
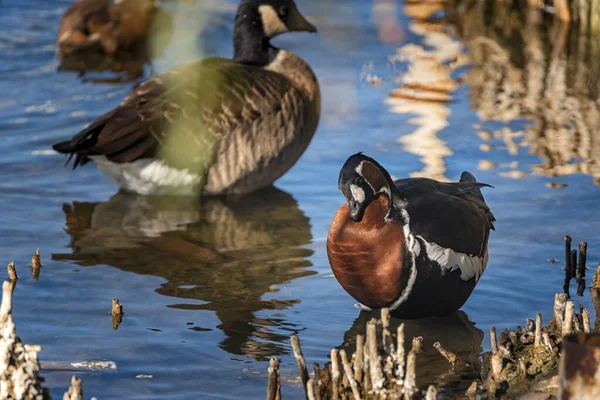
[327,195,409,308]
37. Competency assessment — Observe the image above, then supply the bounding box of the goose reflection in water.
[339,310,483,393]
[57,7,173,84]
[52,187,315,361]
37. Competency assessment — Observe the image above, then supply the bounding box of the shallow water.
[0,0,599,398]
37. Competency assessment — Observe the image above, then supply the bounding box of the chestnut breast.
[326,195,408,308]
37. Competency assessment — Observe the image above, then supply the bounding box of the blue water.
[0,0,598,398]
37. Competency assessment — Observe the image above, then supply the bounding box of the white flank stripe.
[420,238,487,281]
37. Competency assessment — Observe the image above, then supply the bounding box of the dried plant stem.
[340,350,361,400]
[582,308,591,333]
[306,378,315,400]
[490,326,498,353]
[63,376,83,400]
[111,298,123,316]
[367,319,384,390]
[553,293,568,330]
[291,335,310,396]
[577,242,587,296]
[331,349,340,400]
[534,313,542,348]
[267,357,280,400]
[411,336,423,354]
[433,342,464,368]
[403,350,417,400]
[354,334,364,383]
[396,323,405,385]
[313,364,320,400]
[570,250,577,279]
[564,235,572,293]
[563,301,574,336]
[425,385,438,400]
[7,262,18,282]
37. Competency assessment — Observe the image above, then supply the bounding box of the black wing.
[394,173,495,257]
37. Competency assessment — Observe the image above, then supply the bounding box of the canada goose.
[53,0,321,196]
[327,153,495,319]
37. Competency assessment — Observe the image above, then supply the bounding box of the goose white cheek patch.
[350,184,365,203]
[258,5,288,37]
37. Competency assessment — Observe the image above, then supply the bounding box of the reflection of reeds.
[386,1,466,182]
[448,0,600,185]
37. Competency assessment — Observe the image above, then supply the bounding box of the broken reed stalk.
[291,335,310,397]
[534,313,542,348]
[367,319,385,390]
[63,376,83,400]
[554,293,568,330]
[403,350,417,399]
[31,248,41,269]
[582,309,591,333]
[267,357,281,400]
[564,235,572,293]
[576,242,587,296]
[425,385,438,400]
[331,349,340,400]
[563,301,575,336]
[381,308,393,354]
[490,326,498,353]
[340,349,361,400]
[306,378,315,400]
[353,334,364,383]
[313,364,320,400]
[411,336,423,354]
[433,341,465,368]
[111,298,123,316]
[7,262,18,282]
[396,323,405,385]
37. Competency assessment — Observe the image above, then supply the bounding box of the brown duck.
[327,153,495,319]
[56,0,166,56]
[53,0,320,196]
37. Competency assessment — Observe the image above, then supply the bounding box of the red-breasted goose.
[327,153,495,319]
[53,0,320,196]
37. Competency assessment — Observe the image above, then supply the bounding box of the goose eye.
[355,176,364,186]
[279,5,289,17]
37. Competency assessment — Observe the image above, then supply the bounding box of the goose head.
[233,0,316,64]
[338,153,396,222]
[235,0,316,40]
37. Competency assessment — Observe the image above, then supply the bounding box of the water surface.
[0,0,599,398]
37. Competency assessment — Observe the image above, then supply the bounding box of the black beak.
[288,5,317,33]
[348,200,363,222]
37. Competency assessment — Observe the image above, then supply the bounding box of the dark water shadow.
[57,7,173,83]
[52,187,316,361]
[339,310,484,393]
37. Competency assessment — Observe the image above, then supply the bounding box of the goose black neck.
[232,5,280,66]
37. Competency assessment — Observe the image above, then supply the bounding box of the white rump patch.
[420,238,487,281]
[258,5,288,38]
[90,156,202,196]
[350,184,365,203]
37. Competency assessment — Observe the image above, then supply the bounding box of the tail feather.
[459,171,487,201]
[52,140,75,154]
